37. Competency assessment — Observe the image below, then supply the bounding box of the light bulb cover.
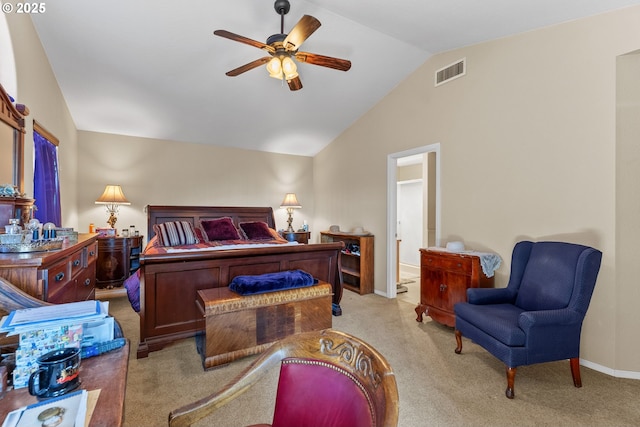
[267,57,283,79]
[281,57,298,80]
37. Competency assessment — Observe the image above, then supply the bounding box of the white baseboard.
[399,263,419,278]
[581,358,640,380]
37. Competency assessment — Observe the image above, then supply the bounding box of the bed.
[134,205,344,359]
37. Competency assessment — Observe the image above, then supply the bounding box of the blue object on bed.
[229,269,317,296]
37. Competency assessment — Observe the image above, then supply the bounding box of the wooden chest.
[196,282,332,369]
[415,249,494,327]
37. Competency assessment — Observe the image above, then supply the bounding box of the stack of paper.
[0,300,107,336]
[0,301,113,389]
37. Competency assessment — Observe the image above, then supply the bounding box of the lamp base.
[107,212,118,229]
[286,209,294,232]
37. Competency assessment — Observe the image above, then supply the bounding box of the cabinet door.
[421,265,443,307]
[437,271,470,312]
[96,238,129,287]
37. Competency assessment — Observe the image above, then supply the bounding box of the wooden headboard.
[145,205,276,240]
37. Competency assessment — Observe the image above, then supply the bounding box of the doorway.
[386,144,440,298]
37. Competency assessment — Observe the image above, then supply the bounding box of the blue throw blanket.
[229,269,317,295]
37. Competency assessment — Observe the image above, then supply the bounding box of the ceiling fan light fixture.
[281,56,298,80]
[267,56,283,78]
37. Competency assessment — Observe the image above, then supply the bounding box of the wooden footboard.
[137,239,343,358]
[137,205,344,359]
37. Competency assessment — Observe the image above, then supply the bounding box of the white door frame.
[386,144,441,298]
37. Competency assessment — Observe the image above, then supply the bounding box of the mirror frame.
[0,83,29,195]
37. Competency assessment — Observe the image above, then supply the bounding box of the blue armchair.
[454,241,602,399]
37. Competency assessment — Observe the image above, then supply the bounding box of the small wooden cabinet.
[0,234,98,303]
[320,231,374,295]
[415,249,494,327]
[279,231,310,244]
[96,235,143,289]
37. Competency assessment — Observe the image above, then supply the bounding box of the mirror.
[0,124,12,185]
[0,83,27,195]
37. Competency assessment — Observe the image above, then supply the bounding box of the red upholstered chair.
[168,329,399,427]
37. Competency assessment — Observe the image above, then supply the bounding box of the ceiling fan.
[213,0,351,91]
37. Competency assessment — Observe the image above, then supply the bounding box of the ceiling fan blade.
[225,57,272,77]
[283,15,321,51]
[295,52,351,71]
[214,30,275,54]
[287,76,303,91]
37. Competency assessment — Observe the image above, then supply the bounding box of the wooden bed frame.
[137,205,344,358]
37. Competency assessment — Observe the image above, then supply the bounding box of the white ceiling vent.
[435,58,466,86]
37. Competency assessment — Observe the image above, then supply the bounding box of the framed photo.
[96,227,116,237]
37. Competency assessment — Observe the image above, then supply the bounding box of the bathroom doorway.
[386,144,440,299]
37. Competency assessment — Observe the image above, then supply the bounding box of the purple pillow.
[239,221,275,241]
[200,217,241,241]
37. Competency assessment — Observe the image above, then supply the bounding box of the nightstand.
[279,231,310,244]
[96,235,143,289]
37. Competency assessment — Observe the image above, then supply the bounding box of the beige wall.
[615,51,640,373]
[5,14,79,227]
[76,131,315,239]
[314,6,640,373]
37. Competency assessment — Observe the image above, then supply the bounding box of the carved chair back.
[169,328,399,427]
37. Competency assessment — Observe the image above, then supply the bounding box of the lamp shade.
[280,193,301,209]
[95,185,131,205]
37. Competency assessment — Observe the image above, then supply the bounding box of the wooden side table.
[279,231,310,244]
[96,235,143,289]
[0,341,130,427]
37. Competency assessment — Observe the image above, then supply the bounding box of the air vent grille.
[435,58,466,86]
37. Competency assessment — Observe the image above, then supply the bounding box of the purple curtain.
[33,131,62,226]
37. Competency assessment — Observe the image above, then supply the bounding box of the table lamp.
[95,185,130,228]
[280,193,301,232]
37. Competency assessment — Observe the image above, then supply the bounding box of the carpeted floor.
[107,291,640,427]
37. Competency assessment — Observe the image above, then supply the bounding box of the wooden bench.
[196,282,333,369]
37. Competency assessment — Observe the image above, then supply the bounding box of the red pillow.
[200,217,241,241]
[239,221,274,241]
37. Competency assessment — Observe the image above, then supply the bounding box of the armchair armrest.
[467,287,515,305]
[518,309,583,330]
[518,309,585,360]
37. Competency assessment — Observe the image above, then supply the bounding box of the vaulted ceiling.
[30,0,640,156]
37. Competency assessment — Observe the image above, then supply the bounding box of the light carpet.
[106,292,640,427]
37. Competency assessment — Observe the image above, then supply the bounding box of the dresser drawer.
[48,281,76,304]
[422,254,472,274]
[46,259,71,300]
[76,263,96,301]
[70,249,84,277]
[87,241,98,265]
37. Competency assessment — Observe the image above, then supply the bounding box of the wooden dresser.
[0,234,98,303]
[415,248,494,327]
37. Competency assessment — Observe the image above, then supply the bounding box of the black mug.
[28,347,81,398]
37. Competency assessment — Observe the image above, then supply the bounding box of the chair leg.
[505,366,516,399]
[570,357,582,388]
[454,329,462,354]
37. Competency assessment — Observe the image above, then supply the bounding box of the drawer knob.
[84,278,91,286]
[55,272,65,282]
[89,251,96,256]
[73,259,81,267]
[440,283,447,292]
